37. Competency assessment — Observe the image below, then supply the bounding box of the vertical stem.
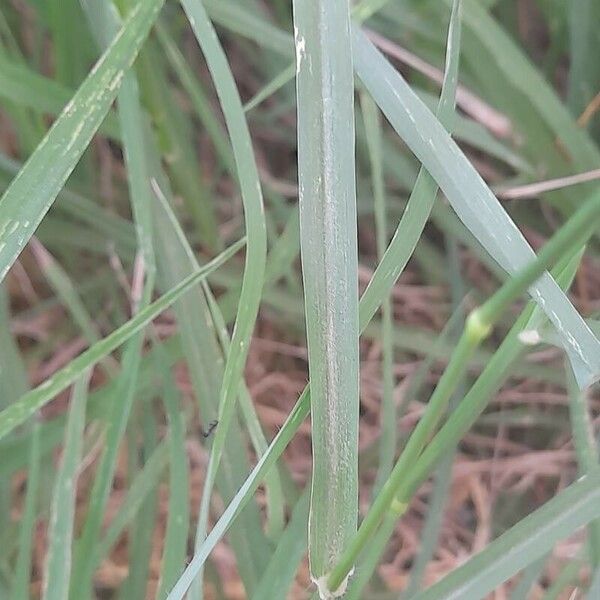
[566,362,600,567]
[360,92,396,495]
[292,0,360,595]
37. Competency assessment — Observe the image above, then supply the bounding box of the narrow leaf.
[0,238,244,441]
[412,471,600,600]
[292,0,360,594]
[42,372,91,600]
[352,26,600,388]
[0,0,165,281]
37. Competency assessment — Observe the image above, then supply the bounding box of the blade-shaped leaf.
[292,0,360,594]
[0,0,165,282]
[352,26,600,388]
[0,238,244,441]
[412,470,600,600]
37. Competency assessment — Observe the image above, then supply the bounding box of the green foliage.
[0,1,599,599]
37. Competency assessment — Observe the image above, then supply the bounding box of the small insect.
[202,420,218,439]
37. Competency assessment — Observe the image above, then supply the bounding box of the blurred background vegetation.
[1,0,600,598]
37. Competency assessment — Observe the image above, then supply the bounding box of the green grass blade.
[203,284,285,541]
[291,0,359,594]
[361,0,461,501]
[0,238,244,441]
[89,442,168,571]
[178,1,267,595]
[156,354,190,599]
[150,173,271,592]
[243,62,295,112]
[89,0,160,549]
[361,92,395,495]
[412,471,600,600]
[456,0,600,171]
[329,196,598,592]
[0,284,28,559]
[509,555,548,600]
[42,372,90,600]
[0,0,165,282]
[568,0,600,119]
[357,0,461,333]
[119,410,159,600]
[67,3,161,589]
[154,21,236,178]
[402,243,465,600]
[10,421,41,600]
[69,336,150,598]
[203,0,292,56]
[352,26,600,388]
[166,388,311,600]
[566,363,600,567]
[47,0,91,87]
[253,489,311,600]
[0,59,120,139]
[30,239,101,345]
[134,38,219,250]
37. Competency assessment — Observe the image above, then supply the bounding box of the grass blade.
[352,26,600,388]
[42,372,91,600]
[402,243,466,600]
[0,284,28,561]
[291,0,360,595]
[89,442,168,570]
[154,21,235,178]
[10,422,40,600]
[510,555,548,600]
[360,92,396,495]
[120,408,159,600]
[178,1,268,595]
[150,172,271,595]
[253,490,311,600]
[0,58,120,138]
[203,0,292,56]
[202,283,285,541]
[156,353,190,599]
[328,187,600,592]
[566,363,600,567]
[166,389,311,600]
[412,471,600,600]
[0,238,244,441]
[69,3,162,593]
[568,0,600,119]
[0,0,165,281]
[135,38,219,250]
[69,337,147,598]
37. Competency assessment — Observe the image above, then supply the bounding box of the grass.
[292,0,359,593]
[1,1,600,599]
